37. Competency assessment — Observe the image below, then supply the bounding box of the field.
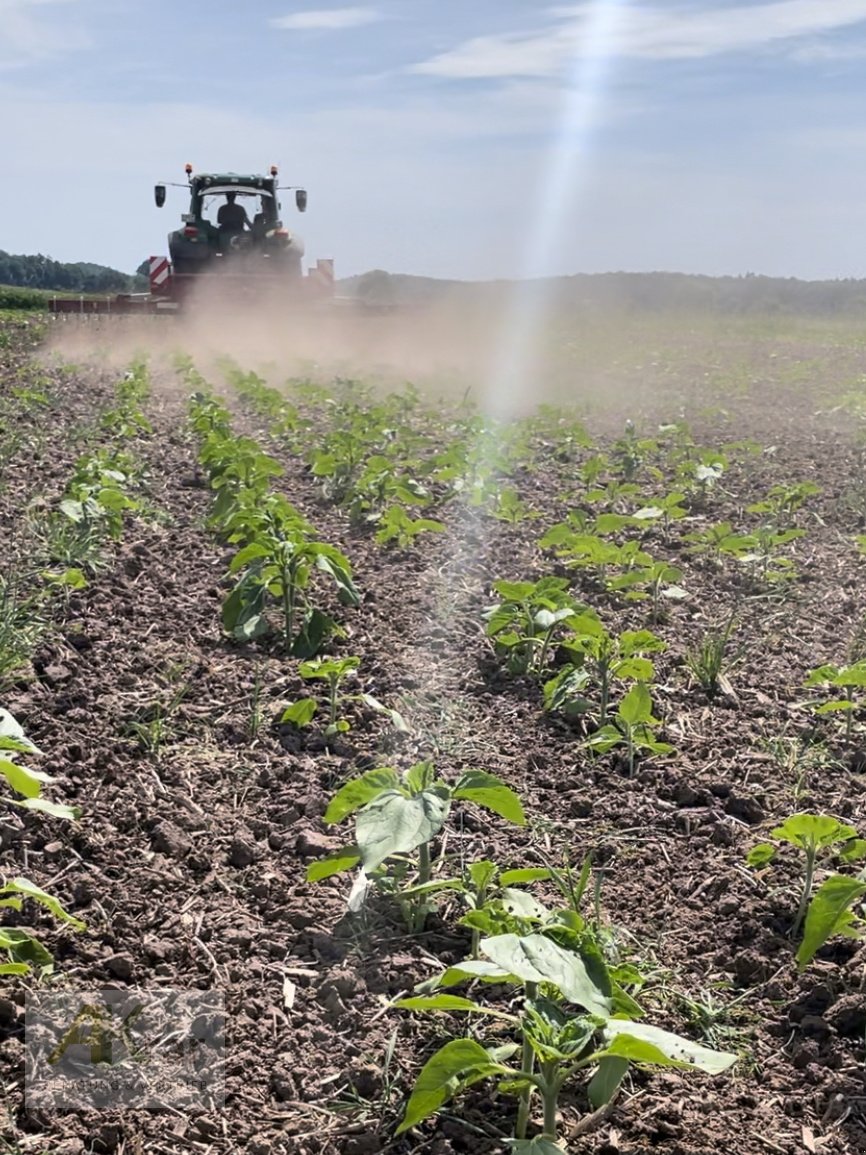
[1,302,866,1155]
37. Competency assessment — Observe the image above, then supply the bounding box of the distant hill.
[340,269,866,315]
[0,251,145,294]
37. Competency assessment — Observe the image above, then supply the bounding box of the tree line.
[0,251,142,293]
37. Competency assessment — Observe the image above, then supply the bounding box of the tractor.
[48,165,334,315]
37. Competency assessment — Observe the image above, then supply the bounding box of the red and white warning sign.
[149,256,171,294]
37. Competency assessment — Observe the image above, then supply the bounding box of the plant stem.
[793,846,816,938]
[280,558,294,654]
[537,626,554,674]
[329,676,338,728]
[541,1065,559,1139]
[417,840,431,886]
[599,667,609,727]
[411,841,432,934]
[515,982,538,1140]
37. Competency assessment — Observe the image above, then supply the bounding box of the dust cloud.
[40,280,604,417]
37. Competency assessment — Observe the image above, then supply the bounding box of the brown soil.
[1,311,866,1155]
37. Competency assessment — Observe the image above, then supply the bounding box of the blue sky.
[3,0,866,279]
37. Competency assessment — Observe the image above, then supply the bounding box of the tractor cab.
[156,167,308,283]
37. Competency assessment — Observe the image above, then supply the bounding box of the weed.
[684,615,738,697]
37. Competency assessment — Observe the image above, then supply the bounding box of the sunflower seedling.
[396,927,736,1146]
[307,762,525,931]
[803,661,866,742]
[283,655,361,735]
[747,813,866,968]
[544,619,664,726]
[484,578,584,676]
[584,683,673,775]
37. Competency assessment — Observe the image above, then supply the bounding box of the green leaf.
[0,757,55,799]
[292,608,336,659]
[500,868,552,886]
[480,934,611,1016]
[323,768,400,824]
[796,873,866,970]
[0,962,30,975]
[419,959,515,990]
[396,995,516,1020]
[395,1039,507,1134]
[500,888,548,921]
[404,761,436,794]
[281,699,318,727]
[0,878,85,931]
[356,788,451,871]
[587,1055,630,1109]
[356,693,410,732]
[0,928,53,973]
[601,1020,737,1074]
[314,546,360,606]
[453,770,525,826]
[467,859,498,893]
[839,839,866,864]
[618,683,653,727]
[221,571,267,639]
[491,580,536,601]
[228,541,272,573]
[13,799,81,819]
[305,846,362,882]
[815,699,855,715]
[613,657,655,682]
[0,714,36,749]
[771,813,857,852]
[746,843,776,868]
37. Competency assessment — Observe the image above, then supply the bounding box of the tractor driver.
[252,195,271,239]
[217,191,250,235]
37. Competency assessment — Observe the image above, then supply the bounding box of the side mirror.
[295,189,307,213]
[154,184,166,208]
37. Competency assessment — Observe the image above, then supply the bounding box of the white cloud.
[413,0,866,78]
[271,7,381,32]
[0,0,90,70]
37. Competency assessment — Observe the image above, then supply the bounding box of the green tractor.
[151,164,331,305]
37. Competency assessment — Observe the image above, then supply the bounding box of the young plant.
[484,578,584,676]
[0,710,83,974]
[396,927,735,1147]
[283,656,408,737]
[285,655,361,735]
[306,762,525,931]
[122,671,189,758]
[631,490,688,536]
[492,489,538,524]
[400,859,552,958]
[684,615,738,698]
[803,661,866,742]
[584,683,673,775]
[221,494,359,657]
[59,450,141,543]
[0,575,42,689]
[1,709,81,820]
[544,618,665,726]
[748,813,866,968]
[374,504,446,549]
[747,481,820,520]
[609,558,687,618]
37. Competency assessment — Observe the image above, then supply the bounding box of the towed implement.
[49,165,335,316]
